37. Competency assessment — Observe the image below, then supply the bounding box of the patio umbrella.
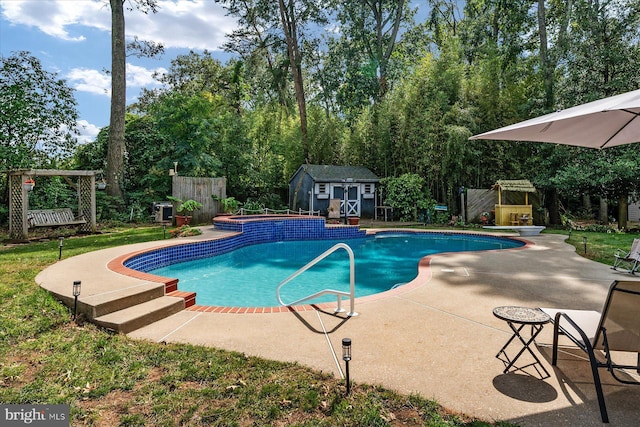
[469,88,640,149]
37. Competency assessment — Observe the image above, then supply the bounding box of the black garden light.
[73,280,81,320]
[342,338,352,395]
[583,236,588,254]
[58,237,64,260]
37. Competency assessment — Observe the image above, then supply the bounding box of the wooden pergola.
[7,169,102,241]
[493,179,537,226]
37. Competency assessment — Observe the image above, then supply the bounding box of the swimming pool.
[149,232,523,307]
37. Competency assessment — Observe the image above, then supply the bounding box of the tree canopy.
[6,0,640,226]
[0,51,79,170]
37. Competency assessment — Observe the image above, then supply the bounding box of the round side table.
[493,306,551,378]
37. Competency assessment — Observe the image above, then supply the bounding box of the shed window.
[316,183,329,199]
[363,183,375,199]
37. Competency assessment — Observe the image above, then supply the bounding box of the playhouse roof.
[493,179,537,193]
[290,165,379,183]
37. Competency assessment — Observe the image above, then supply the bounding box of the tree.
[0,51,78,170]
[557,0,640,103]
[107,0,159,198]
[218,0,291,108]
[551,147,640,229]
[552,0,640,226]
[136,51,239,113]
[219,0,327,162]
[326,0,416,115]
[277,0,309,160]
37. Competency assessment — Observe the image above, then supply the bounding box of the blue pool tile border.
[124,216,367,273]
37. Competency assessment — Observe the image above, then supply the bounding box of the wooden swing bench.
[27,208,86,228]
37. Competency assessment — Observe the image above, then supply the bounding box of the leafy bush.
[433,211,450,225]
[242,199,265,213]
[381,173,435,222]
[212,195,240,214]
[256,193,287,210]
[167,196,203,214]
[584,223,620,233]
[0,204,7,225]
[23,176,76,210]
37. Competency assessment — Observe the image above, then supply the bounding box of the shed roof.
[292,165,379,183]
[493,179,536,193]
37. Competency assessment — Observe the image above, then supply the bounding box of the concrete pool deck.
[36,226,640,426]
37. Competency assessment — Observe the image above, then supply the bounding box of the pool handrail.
[276,243,358,316]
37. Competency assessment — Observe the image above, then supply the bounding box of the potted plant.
[23,178,35,191]
[480,211,490,225]
[212,195,240,215]
[167,196,203,226]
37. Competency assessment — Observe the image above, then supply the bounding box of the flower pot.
[348,217,360,225]
[175,215,192,226]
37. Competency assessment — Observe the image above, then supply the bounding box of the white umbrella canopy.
[469,88,640,149]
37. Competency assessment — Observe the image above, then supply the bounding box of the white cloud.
[1,0,235,51]
[76,120,101,144]
[67,64,166,97]
[127,63,167,87]
[1,0,105,41]
[127,1,236,51]
[67,68,111,96]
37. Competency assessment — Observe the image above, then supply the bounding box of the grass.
[0,223,632,426]
[546,228,637,265]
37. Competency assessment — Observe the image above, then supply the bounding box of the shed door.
[332,185,360,217]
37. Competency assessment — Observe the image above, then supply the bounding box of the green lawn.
[1,224,629,426]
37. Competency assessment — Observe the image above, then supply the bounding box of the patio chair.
[540,280,640,423]
[612,239,640,274]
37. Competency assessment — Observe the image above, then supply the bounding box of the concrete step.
[94,296,185,334]
[80,282,166,318]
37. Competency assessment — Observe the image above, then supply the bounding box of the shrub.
[381,174,435,222]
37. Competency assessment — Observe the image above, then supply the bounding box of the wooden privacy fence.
[466,189,496,221]
[172,176,226,225]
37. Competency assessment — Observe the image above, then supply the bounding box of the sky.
[0,0,238,144]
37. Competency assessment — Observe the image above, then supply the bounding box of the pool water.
[150,233,523,307]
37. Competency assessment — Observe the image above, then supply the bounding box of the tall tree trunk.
[582,193,592,217]
[599,197,608,224]
[278,0,308,162]
[537,0,554,110]
[549,188,561,225]
[107,0,126,198]
[618,194,628,230]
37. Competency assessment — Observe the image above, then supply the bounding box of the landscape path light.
[73,280,81,320]
[342,338,352,396]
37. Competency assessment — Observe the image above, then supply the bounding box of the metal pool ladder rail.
[276,243,358,316]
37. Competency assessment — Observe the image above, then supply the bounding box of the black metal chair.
[541,280,640,423]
